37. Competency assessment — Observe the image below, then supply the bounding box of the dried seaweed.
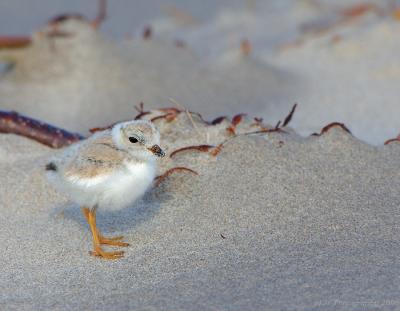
[143,26,152,40]
[134,102,151,120]
[48,0,107,28]
[384,134,400,145]
[149,108,183,123]
[151,113,177,123]
[92,0,107,28]
[48,14,86,25]
[170,145,214,158]
[384,138,400,145]
[158,107,181,114]
[282,103,297,127]
[211,116,228,125]
[280,3,385,51]
[241,39,252,55]
[226,113,247,135]
[209,143,224,157]
[341,3,381,19]
[154,167,198,187]
[311,122,352,136]
[210,105,296,156]
[89,125,114,133]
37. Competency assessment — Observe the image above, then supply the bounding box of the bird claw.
[100,235,123,241]
[99,235,130,247]
[90,247,125,259]
[82,208,129,259]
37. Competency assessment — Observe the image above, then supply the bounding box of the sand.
[0,18,294,137]
[1,1,399,143]
[1,1,400,309]
[0,112,400,310]
[5,1,400,145]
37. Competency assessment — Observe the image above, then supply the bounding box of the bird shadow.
[49,187,174,235]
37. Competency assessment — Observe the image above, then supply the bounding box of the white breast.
[59,160,156,211]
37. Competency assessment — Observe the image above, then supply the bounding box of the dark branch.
[0,110,84,148]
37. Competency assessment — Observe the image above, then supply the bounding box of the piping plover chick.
[46,120,165,259]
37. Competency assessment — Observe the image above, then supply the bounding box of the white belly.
[60,161,156,211]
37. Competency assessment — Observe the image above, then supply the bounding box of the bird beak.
[148,144,165,157]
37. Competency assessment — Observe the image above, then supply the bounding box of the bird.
[46,120,165,259]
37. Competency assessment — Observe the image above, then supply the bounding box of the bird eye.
[129,137,138,143]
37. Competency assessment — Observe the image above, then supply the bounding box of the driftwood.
[0,36,31,49]
[0,110,84,148]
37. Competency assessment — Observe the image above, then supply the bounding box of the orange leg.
[81,207,129,260]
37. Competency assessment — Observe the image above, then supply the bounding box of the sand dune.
[0,18,296,136]
[0,113,399,309]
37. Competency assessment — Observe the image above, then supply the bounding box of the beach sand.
[1,1,400,309]
[0,113,399,310]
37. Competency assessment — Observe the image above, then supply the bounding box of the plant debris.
[0,36,31,49]
[89,125,114,133]
[311,122,352,136]
[209,104,297,156]
[91,0,107,29]
[226,113,247,135]
[384,134,400,145]
[174,39,186,48]
[170,145,215,158]
[241,39,252,55]
[0,110,84,148]
[209,143,224,157]
[154,167,199,187]
[48,0,107,29]
[211,116,228,125]
[143,26,152,40]
[282,103,297,127]
[134,102,151,120]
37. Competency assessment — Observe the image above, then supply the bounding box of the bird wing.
[62,132,127,179]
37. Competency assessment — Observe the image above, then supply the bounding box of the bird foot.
[90,246,125,260]
[82,207,129,260]
[99,235,130,247]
